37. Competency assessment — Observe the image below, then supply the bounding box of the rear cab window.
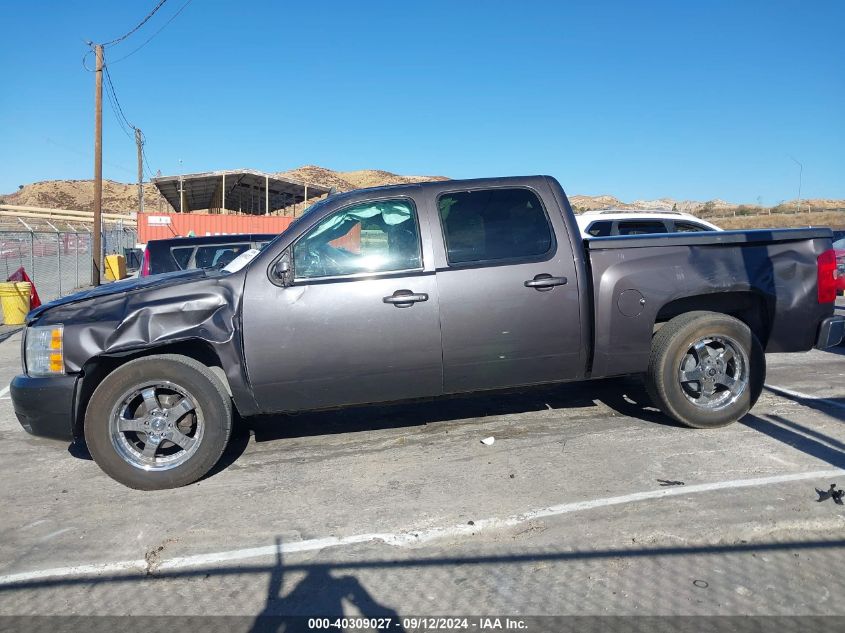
[437,188,553,264]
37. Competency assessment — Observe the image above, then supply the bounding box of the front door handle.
[524,274,568,291]
[383,290,429,307]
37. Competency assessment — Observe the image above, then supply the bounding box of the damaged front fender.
[31,270,258,416]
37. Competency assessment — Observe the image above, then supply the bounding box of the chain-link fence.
[0,226,138,305]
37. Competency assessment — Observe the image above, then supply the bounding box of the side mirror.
[272,252,293,286]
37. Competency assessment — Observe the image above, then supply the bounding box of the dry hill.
[1,166,450,215]
[1,179,172,214]
[276,166,449,192]
[2,167,843,229]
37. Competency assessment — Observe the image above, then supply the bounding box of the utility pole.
[135,128,144,215]
[92,43,103,286]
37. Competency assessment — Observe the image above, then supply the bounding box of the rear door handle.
[524,274,568,291]
[383,290,429,307]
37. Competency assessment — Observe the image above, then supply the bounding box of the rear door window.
[194,243,252,270]
[170,246,194,270]
[673,221,711,233]
[438,188,553,264]
[585,220,613,237]
[616,220,670,235]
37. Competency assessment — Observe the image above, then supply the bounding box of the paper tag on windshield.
[222,248,260,273]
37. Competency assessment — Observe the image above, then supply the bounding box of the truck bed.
[584,227,834,378]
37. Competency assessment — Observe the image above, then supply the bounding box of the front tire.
[84,354,232,490]
[646,311,764,428]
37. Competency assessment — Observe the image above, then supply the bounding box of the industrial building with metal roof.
[152,168,332,215]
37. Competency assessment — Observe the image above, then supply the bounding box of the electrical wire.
[84,0,181,182]
[108,0,195,65]
[103,64,136,140]
[103,58,158,181]
[101,0,170,47]
[82,46,96,72]
[140,132,156,179]
[103,78,133,139]
[142,149,155,179]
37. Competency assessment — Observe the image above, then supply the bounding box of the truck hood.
[27,268,209,323]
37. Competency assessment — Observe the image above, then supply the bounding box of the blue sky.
[1,0,843,204]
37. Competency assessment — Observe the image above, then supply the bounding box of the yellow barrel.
[0,282,32,325]
[104,254,127,281]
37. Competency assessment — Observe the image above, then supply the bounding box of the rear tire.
[84,354,232,490]
[646,311,764,428]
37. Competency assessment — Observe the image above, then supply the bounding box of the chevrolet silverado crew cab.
[11,176,844,489]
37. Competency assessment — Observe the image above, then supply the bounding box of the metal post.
[302,185,308,218]
[92,43,103,286]
[178,159,184,213]
[75,233,79,290]
[30,231,35,284]
[135,128,144,215]
[222,173,226,213]
[58,233,62,296]
[265,175,270,216]
[47,221,61,297]
[84,227,91,287]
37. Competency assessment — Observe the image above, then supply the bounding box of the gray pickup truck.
[11,176,844,489]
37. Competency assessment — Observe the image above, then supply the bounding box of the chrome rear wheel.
[678,335,749,411]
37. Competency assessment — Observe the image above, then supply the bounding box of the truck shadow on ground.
[65,376,679,470]
[742,413,845,469]
[204,377,679,475]
[243,376,675,443]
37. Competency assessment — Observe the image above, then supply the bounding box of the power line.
[101,0,170,47]
[102,57,156,180]
[102,69,134,139]
[142,148,155,179]
[103,64,133,129]
[139,131,156,179]
[108,0,195,65]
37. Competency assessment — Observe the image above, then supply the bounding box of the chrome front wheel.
[86,354,232,489]
[109,381,205,471]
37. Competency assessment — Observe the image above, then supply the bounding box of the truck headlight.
[25,325,65,376]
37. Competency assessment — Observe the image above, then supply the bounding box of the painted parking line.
[765,384,845,411]
[1,467,842,587]
[0,385,9,400]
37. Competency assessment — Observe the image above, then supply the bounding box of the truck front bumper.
[815,316,845,349]
[10,374,78,441]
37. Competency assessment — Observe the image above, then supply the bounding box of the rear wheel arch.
[653,291,773,347]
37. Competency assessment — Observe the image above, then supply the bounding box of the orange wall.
[139,213,295,243]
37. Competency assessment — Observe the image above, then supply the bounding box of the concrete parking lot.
[0,311,844,621]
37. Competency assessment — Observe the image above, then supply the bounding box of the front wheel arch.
[83,353,233,489]
[73,340,232,438]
